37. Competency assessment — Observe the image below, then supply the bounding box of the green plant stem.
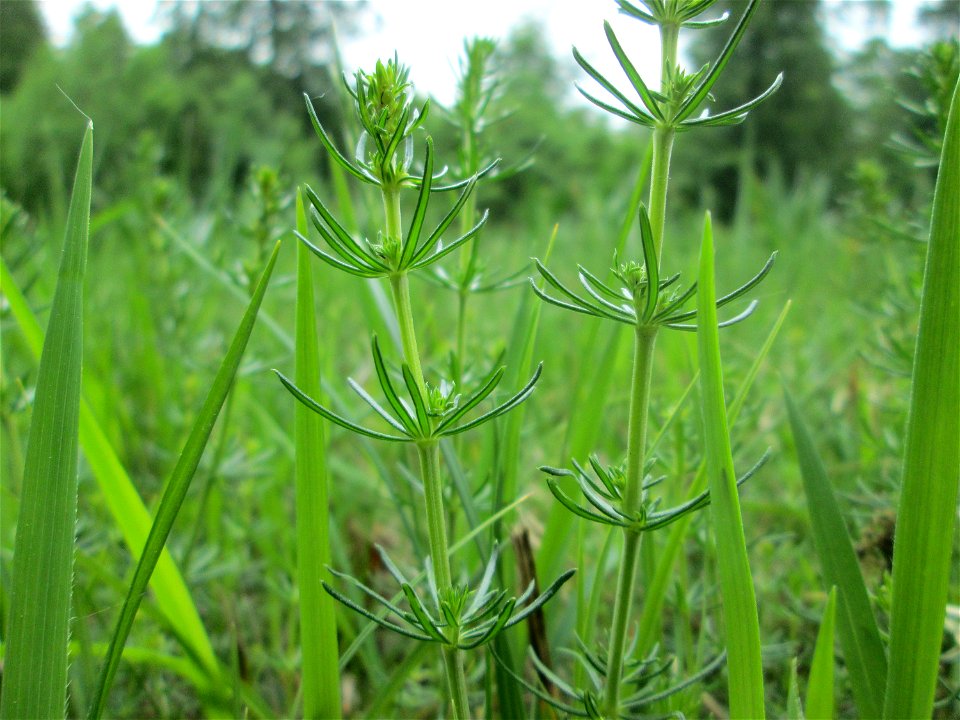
[600,22,677,715]
[649,20,678,261]
[389,272,427,394]
[648,127,675,261]
[602,326,658,718]
[455,292,468,386]
[384,181,470,718]
[417,441,470,719]
[660,23,679,86]
[417,442,455,590]
[454,161,479,388]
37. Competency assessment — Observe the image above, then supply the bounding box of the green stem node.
[417,441,471,719]
[602,327,658,718]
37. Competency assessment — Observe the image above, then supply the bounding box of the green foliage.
[293,190,340,719]
[680,0,851,215]
[88,241,282,719]
[0,121,91,720]
[883,75,959,720]
[1,4,957,719]
[0,0,46,93]
[696,212,765,719]
[785,390,888,719]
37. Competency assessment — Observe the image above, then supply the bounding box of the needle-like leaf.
[675,0,763,123]
[604,22,665,122]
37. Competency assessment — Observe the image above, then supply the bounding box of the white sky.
[37,0,931,106]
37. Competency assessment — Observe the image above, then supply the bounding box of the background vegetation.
[1,0,957,717]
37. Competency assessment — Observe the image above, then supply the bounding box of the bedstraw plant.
[278,56,573,719]
[6,4,956,719]
[525,0,781,717]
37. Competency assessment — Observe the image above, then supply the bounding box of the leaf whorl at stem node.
[297,139,495,279]
[574,0,782,130]
[542,450,770,529]
[321,544,575,650]
[493,639,727,719]
[532,206,777,331]
[275,335,543,442]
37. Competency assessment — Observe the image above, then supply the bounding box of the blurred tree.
[677,0,853,217]
[158,1,369,189]
[160,1,365,120]
[918,0,960,41]
[0,0,46,93]
[0,2,369,213]
[482,22,637,227]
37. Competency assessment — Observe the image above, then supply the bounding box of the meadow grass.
[0,3,958,719]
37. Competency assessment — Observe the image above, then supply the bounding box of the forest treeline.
[0,0,957,223]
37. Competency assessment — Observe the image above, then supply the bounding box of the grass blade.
[635,299,790,657]
[87,240,283,719]
[0,258,220,696]
[0,122,92,720]
[696,211,765,719]
[883,77,960,720]
[295,189,341,719]
[786,658,805,720]
[784,391,887,719]
[806,587,836,720]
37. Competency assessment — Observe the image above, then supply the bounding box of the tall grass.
[1,7,956,720]
[696,212,765,719]
[882,75,959,720]
[1,121,91,720]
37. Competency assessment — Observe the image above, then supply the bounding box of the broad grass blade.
[0,123,92,720]
[88,240,282,719]
[696,211,765,719]
[883,77,960,720]
[635,300,791,657]
[294,189,341,719]
[806,587,836,720]
[784,391,886,719]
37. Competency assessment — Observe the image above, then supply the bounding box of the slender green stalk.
[390,272,428,394]
[455,181,479,388]
[384,181,470,717]
[1,122,91,720]
[384,183,426,392]
[295,189,341,719]
[417,439,470,718]
[600,20,677,715]
[648,126,675,260]
[602,326,657,718]
[649,18,679,260]
[417,442,455,590]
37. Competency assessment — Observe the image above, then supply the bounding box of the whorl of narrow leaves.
[573,0,782,130]
[1,122,92,720]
